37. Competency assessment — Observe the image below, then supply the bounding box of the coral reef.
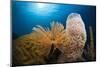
[13,13,87,65]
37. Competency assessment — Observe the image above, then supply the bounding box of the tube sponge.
[66,13,86,42]
[58,13,87,62]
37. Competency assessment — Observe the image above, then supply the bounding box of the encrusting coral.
[13,13,87,65]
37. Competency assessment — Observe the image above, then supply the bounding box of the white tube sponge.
[66,13,87,44]
[59,13,87,62]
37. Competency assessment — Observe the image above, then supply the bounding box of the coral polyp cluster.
[13,13,87,65]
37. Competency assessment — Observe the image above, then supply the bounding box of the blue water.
[12,1,96,38]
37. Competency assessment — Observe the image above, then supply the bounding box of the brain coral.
[13,13,87,65]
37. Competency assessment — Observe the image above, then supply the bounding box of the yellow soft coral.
[13,13,87,65]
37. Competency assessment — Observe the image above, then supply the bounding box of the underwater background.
[12,1,96,64]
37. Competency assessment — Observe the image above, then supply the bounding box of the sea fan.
[13,13,87,65]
